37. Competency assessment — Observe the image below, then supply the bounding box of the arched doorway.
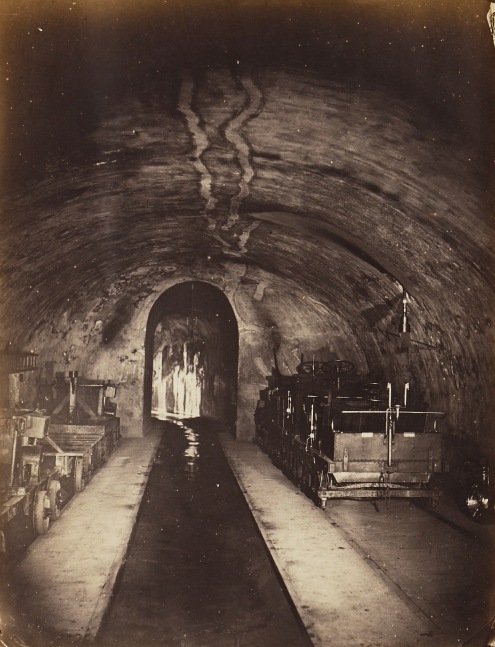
[143,281,238,433]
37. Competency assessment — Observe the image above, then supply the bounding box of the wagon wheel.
[32,489,50,536]
[48,480,62,520]
[286,450,296,480]
[306,459,319,495]
[306,463,314,492]
[73,458,85,492]
[322,360,355,376]
[295,459,304,487]
[22,463,32,487]
[281,448,292,478]
[317,466,329,489]
[464,485,490,521]
[299,460,310,494]
[101,438,109,464]
[315,466,329,508]
[296,361,326,376]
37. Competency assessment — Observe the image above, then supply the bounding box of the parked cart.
[43,417,120,495]
[0,409,58,548]
[0,377,120,555]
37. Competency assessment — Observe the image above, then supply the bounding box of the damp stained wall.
[0,1,494,457]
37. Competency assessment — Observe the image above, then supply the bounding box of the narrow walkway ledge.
[218,432,443,647]
[7,429,162,646]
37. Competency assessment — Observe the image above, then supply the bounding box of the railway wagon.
[0,410,56,551]
[255,359,448,509]
[0,378,120,554]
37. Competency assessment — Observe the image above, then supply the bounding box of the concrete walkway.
[218,432,444,647]
[7,430,162,645]
[3,424,490,647]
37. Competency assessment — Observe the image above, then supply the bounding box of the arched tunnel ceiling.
[0,0,494,442]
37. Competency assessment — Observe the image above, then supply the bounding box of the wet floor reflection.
[177,420,200,477]
[98,417,311,647]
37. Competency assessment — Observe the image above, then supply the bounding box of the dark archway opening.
[143,281,239,433]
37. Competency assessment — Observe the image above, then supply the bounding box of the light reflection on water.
[181,424,200,476]
[152,417,202,479]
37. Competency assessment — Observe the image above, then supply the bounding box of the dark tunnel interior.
[1,2,495,646]
[143,281,239,430]
[0,0,494,490]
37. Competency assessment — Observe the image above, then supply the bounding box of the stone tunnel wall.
[0,66,493,458]
[4,256,494,456]
[11,262,370,440]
